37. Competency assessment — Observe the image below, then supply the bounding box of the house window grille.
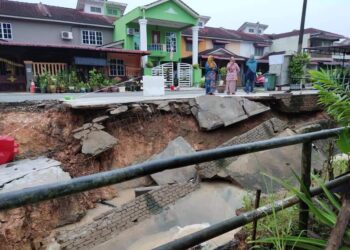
[109,59,125,76]
[82,30,103,45]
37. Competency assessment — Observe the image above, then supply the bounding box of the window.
[0,23,12,40]
[248,28,254,33]
[165,32,177,52]
[109,59,125,76]
[213,43,225,49]
[82,30,103,45]
[258,29,262,34]
[107,8,119,16]
[90,6,102,13]
[254,47,264,56]
[185,41,192,52]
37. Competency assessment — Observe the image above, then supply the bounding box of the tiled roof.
[182,26,271,43]
[0,0,115,27]
[0,40,150,55]
[267,28,344,40]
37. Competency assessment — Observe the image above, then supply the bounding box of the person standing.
[205,55,217,95]
[245,55,257,93]
[226,57,240,95]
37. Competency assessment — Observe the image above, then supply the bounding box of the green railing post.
[299,141,312,234]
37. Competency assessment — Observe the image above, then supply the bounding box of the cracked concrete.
[0,157,71,193]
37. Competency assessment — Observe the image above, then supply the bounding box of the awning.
[185,37,205,42]
[74,57,107,66]
[254,43,270,47]
[200,55,245,61]
[213,40,231,44]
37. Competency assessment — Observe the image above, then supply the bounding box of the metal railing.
[0,127,348,249]
[148,43,166,51]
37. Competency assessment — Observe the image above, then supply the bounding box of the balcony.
[147,43,168,58]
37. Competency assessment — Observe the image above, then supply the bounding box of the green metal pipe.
[0,127,346,210]
[154,174,350,250]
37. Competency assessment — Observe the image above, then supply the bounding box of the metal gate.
[151,63,174,86]
[177,63,193,87]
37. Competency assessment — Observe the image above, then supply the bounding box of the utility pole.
[297,0,308,53]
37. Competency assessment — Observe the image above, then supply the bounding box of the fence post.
[299,141,312,234]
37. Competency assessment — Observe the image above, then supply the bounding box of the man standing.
[245,55,257,94]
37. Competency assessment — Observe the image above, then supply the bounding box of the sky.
[21,0,350,37]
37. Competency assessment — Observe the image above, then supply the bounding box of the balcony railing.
[148,43,166,51]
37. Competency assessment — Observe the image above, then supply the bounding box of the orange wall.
[181,37,210,59]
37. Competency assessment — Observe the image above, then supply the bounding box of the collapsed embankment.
[0,95,330,250]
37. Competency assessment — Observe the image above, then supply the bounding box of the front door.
[152,31,161,44]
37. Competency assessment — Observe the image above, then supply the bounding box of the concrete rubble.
[81,130,118,156]
[0,157,71,193]
[110,105,128,115]
[203,129,327,192]
[150,137,198,185]
[192,96,270,131]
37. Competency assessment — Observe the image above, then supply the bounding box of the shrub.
[288,53,310,84]
[146,61,154,68]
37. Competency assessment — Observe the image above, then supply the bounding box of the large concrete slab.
[194,95,270,131]
[217,129,327,192]
[150,137,197,185]
[0,157,71,193]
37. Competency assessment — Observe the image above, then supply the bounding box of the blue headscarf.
[246,58,257,73]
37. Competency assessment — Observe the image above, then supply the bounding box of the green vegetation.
[288,53,310,84]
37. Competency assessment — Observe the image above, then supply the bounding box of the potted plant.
[38,75,47,93]
[217,67,227,93]
[78,82,87,93]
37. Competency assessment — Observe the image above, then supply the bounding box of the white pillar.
[192,26,199,65]
[139,18,148,67]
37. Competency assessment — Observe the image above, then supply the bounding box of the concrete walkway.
[0,88,318,108]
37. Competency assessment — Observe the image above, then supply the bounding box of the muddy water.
[94,182,246,250]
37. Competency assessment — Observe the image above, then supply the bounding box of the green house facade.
[114,0,201,68]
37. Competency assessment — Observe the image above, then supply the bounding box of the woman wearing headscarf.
[226,57,240,95]
[204,55,217,95]
[245,55,257,93]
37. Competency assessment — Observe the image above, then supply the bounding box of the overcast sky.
[21,0,350,37]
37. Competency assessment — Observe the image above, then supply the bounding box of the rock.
[46,239,61,250]
[191,106,199,116]
[110,105,128,116]
[73,129,90,140]
[150,137,197,185]
[189,98,196,107]
[131,104,143,112]
[194,96,270,131]
[196,111,224,131]
[81,131,117,156]
[0,157,71,193]
[92,116,109,123]
[72,144,82,154]
[83,123,93,130]
[93,123,105,130]
[72,126,84,133]
[157,101,171,112]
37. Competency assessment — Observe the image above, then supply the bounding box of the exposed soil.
[0,101,330,249]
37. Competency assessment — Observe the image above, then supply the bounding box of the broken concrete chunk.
[93,123,105,130]
[196,111,224,131]
[240,98,270,116]
[83,123,93,130]
[81,130,117,156]
[150,137,197,185]
[110,105,128,116]
[72,126,84,133]
[157,101,171,112]
[194,96,270,131]
[73,129,90,140]
[92,116,109,123]
[0,157,71,193]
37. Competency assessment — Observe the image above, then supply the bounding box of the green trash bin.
[264,73,277,91]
